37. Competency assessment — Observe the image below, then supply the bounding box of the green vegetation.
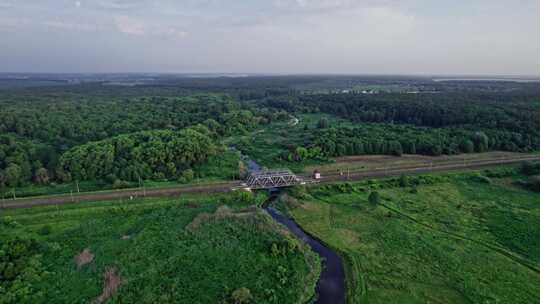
[227,114,351,171]
[265,92,540,155]
[0,93,285,191]
[58,127,217,183]
[0,191,320,303]
[285,169,540,303]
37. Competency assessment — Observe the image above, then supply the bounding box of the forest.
[0,92,285,188]
[260,91,540,160]
[1,77,540,190]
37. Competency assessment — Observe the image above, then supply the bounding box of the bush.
[112,179,131,189]
[399,175,409,187]
[38,225,52,236]
[369,191,381,205]
[520,162,540,176]
[182,169,195,182]
[529,176,540,192]
[231,287,253,304]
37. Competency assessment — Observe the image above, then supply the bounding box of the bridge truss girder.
[245,170,302,189]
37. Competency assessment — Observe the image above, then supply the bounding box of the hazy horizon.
[1,0,539,75]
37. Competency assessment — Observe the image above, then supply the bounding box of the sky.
[0,0,539,75]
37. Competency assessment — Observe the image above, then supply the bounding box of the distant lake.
[433,78,540,83]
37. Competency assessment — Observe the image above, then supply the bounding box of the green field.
[0,192,320,304]
[285,170,540,303]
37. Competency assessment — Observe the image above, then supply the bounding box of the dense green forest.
[58,127,217,183]
[2,78,540,190]
[0,92,286,188]
[262,92,540,159]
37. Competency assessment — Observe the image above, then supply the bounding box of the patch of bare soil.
[74,248,94,269]
[186,205,261,232]
[93,267,123,304]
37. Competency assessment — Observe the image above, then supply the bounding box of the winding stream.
[263,194,346,304]
[241,152,346,303]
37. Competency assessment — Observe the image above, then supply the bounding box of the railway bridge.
[243,169,305,190]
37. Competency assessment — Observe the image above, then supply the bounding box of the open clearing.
[286,169,540,303]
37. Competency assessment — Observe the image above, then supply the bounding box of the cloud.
[114,15,146,35]
[95,0,152,10]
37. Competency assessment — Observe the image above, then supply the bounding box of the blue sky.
[0,0,538,74]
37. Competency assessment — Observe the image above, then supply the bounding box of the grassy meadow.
[0,191,320,304]
[285,169,540,304]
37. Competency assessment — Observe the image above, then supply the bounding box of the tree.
[473,132,489,152]
[0,170,6,188]
[294,147,308,161]
[5,164,22,187]
[460,139,475,153]
[368,191,381,205]
[231,287,253,304]
[34,168,50,185]
[317,117,329,129]
[238,161,248,179]
[181,169,195,183]
[389,141,403,157]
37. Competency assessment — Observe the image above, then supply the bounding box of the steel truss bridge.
[244,169,304,190]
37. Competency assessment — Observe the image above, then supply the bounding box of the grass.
[0,191,320,304]
[285,169,540,303]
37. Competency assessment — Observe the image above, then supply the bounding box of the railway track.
[2,155,539,209]
[305,155,540,182]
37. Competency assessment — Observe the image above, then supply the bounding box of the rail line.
[2,155,539,209]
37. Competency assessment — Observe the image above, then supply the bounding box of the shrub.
[112,179,131,189]
[520,162,540,176]
[368,191,381,205]
[399,175,409,187]
[231,287,253,304]
[38,225,52,236]
[529,176,540,192]
[182,169,195,182]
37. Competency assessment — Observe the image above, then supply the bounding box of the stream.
[241,152,346,303]
[263,194,346,304]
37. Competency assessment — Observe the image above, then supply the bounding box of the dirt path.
[2,155,539,210]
